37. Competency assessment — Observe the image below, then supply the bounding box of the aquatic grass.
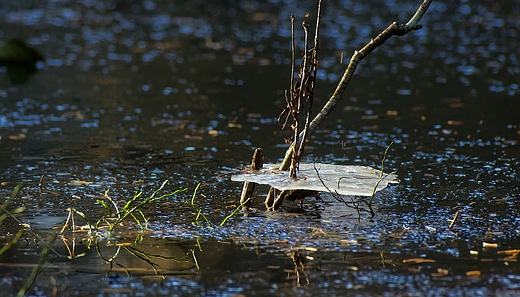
[188,183,252,227]
[220,197,250,226]
[59,181,190,277]
[62,180,188,234]
[187,183,212,226]
[123,245,187,277]
[191,250,200,270]
[355,140,396,216]
[101,180,187,231]
[370,140,396,198]
[365,140,397,216]
[1,184,62,296]
[1,184,61,256]
[61,180,188,245]
[61,208,94,235]
[16,232,58,297]
[92,240,182,278]
[0,184,25,256]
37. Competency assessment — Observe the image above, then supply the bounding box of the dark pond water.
[1,0,520,296]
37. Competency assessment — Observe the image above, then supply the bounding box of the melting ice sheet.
[231,163,399,196]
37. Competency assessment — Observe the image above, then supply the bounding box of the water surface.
[1,0,520,296]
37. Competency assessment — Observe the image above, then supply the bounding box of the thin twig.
[38,174,45,194]
[449,211,459,228]
[312,162,370,217]
[366,140,395,216]
[290,13,296,117]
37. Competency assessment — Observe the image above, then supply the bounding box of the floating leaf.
[231,163,398,196]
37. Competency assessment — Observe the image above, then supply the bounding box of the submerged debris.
[231,162,399,197]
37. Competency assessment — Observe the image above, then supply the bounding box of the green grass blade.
[220,198,250,226]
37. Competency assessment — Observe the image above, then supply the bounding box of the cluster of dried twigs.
[277,2,322,180]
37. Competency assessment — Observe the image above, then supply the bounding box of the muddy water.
[1,0,520,296]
